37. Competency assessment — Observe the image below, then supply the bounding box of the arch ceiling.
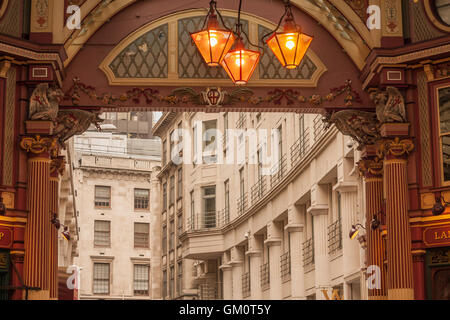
[62,0,373,70]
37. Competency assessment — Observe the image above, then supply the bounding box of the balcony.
[280,251,291,281]
[217,207,230,226]
[270,154,287,188]
[237,193,248,216]
[328,218,342,254]
[236,112,246,129]
[251,176,267,205]
[260,263,270,291]
[290,128,310,166]
[183,212,225,260]
[242,272,251,298]
[302,238,314,267]
[198,283,218,300]
[313,115,326,142]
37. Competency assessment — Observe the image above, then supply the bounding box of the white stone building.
[72,130,162,300]
[153,111,368,300]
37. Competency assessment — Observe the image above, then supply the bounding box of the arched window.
[434,0,450,26]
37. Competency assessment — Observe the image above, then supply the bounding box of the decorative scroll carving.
[54,109,103,144]
[377,137,414,158]
[29,83,64,121]
[323,110,381,150]
[20,135,58,155]
[50,156,66,176]
[172,87,254,107]
[63,78,362,108]
[357,157,383,177]
[370,86,406,124]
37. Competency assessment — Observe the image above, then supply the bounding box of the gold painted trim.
[28,157,52,163]
[365,178,383,182]
[0,0,8,19]
[436,84,450,187]
[423,0,450,33]
[98,9,327,88]
[0,216,27,223]
[411,221,450,228]
[10,251,25,255]
[410,213,450,223]
[411,250,426,255]
[384,159,407,165]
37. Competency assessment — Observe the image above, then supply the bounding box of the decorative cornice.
[307,204,329,216]
[377,137,414,159]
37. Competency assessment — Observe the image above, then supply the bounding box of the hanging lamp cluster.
[191,0,313,85]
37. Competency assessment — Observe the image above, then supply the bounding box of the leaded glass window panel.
[258,25,317,79]
[439,86,450,182]
[178,16,248,78]
[109,24,168,78]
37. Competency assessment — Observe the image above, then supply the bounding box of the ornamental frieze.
[50,156,66,176]
[63,78,362,109]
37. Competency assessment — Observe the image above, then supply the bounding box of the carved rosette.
[357,157,383,178]
[50,156,66,176]
[20,135,58,156]
[377,137,414,159]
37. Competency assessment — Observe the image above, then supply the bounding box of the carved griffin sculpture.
[29,83,64,121]
[371,86,406,123]
[323,110,381,150]
[53,109,103,145]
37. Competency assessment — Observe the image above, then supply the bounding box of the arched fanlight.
[264,0,313,69]
[190,0,236,67]
[220,0,261,85]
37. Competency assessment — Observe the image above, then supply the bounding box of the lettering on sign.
[322,289,343,300]
[0,232,4,240]
[0,227,12,248]
[424,225,450,247]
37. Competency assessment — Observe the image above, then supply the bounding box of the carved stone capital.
[377,137,414,159]
[357,157,383,178]
[50,156,66,176]
[20,135,58,156]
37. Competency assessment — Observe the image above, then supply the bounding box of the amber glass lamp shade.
[266,20,313,69]
[221,39,261,85]
[191,14,236,67]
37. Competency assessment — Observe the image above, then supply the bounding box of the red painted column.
[20,135,57,300]
[412,250,426,300]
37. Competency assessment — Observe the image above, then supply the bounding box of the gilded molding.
[50,156,66,176]
[377,137,414,158]
[357,157,383,178]
[20,135,58,155]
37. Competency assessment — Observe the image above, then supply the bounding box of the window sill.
[134,209,150,212]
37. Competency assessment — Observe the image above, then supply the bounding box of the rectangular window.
[162,269,167,299]
[202,186,216,228]
[438,86,450,183]
[224,179,230,212]
[169,176,175,206]
[177,213,183,240]
[203,120,217,163]
[94,220,110,247]
[162,224,167,254]
[223,113,229,144]
[169,220,174,251]
[133,264,149,296]
[93,263,110,294]
[95,186,111,208]
[134,188,149,210]
[240,168,245,198]
[169,266,175,298]
[190,191,195,230]
[177,168,183,199]
[163,183,167,211]
[134,223,149,248]
[193,125,198,165]
[177,261,183,296]
[278,125,283,161]
[162,139,167,166]
[170,130,175,162]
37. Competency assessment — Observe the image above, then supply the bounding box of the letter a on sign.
[367,265,381,290]
[366,5,381,30]
[66,5,81,30]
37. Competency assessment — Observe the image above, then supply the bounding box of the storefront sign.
[0,227,12,249]
[424,224,450,247]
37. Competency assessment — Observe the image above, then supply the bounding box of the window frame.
[133,264,150,296]
[134,222,150,248]
[435,83,450,186]
[94,220,111,247]
[94,185,111,208]
[93,262,110,295]
[134,188,150,211]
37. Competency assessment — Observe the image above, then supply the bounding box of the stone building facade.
[153,111,367,300]
[72,132,161,300]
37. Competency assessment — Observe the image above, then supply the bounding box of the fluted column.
[266,221,282,300]
[49,156,64,300]
[20,135,57,300]
[230,246,243,300]
[358,151,387,300]
[378,136,414,300]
